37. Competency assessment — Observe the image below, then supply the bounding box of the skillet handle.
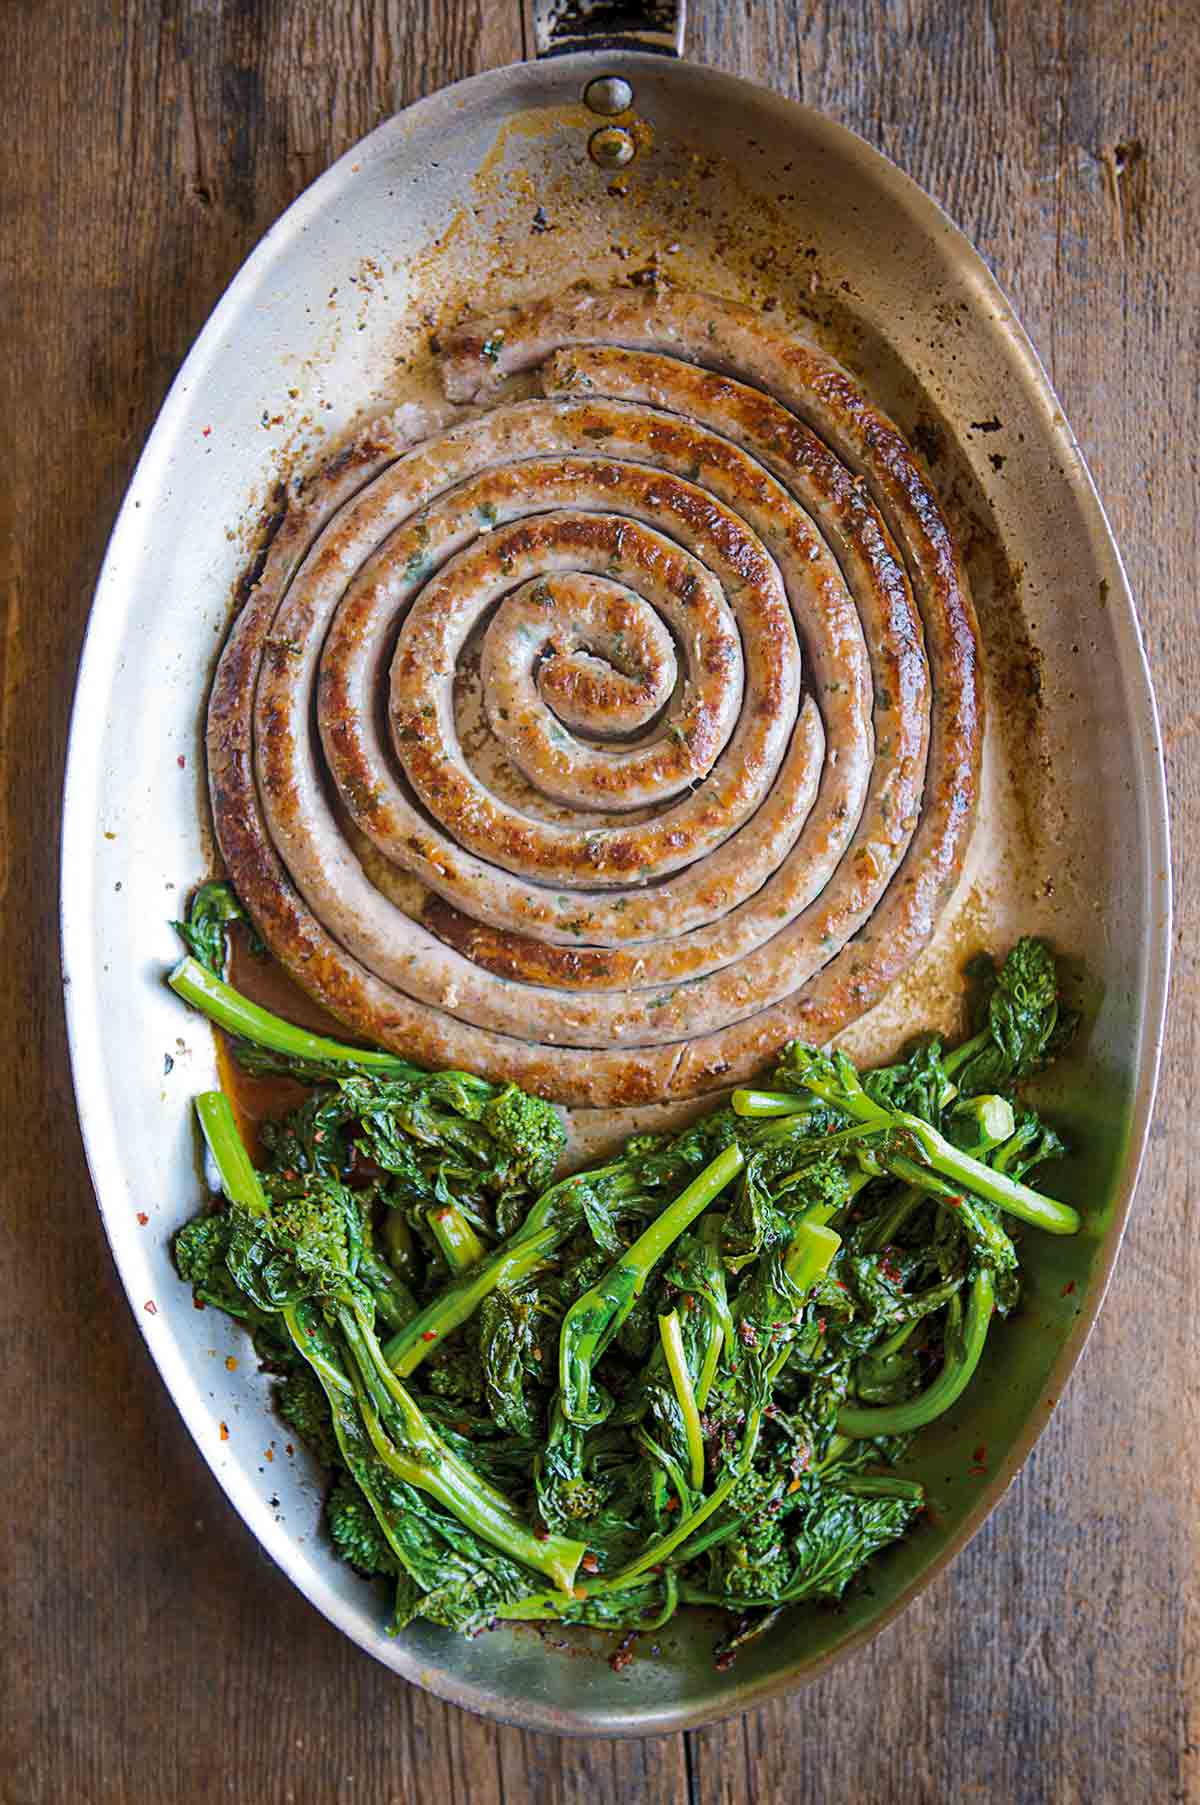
[527,1,685,58]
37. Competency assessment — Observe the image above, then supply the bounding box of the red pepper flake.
[219,1422,229,1441]
[285,1443,295,1456]
[665,1496,679,1512]
[225,1356,238,1372]
[581,1553,600,1574]
[834,1280,847,1290]
[714,1650,737,1672]
[968,1464,988,1476]
[533,1523,549,1541]
[973,1444,987,1463]
[945,1194,964,1209]
[136,1211,149,1226]
[265,1447,274,1462]
[421,1330,438,1342]
[816,1317,826,1335]
[193,1296,206,1311]
[176,754,186,769]
[1062,1280,1076,1296]
[201,425,212,438]
[610,1631,638,1673]
[143,1299,158,1315]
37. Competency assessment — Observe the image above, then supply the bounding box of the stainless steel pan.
[61,0,1170,1735]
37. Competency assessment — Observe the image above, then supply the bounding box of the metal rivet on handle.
[584,75,634,117]
[588,125,637,170]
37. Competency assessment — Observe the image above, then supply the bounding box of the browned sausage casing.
[206,285,981,1105]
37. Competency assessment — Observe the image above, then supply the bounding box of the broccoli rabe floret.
[553,1477,607,1520]
[946,937,1076,1093]
[480,1083,566,1194]
[275,1367,342,1469]
[326,1473,398,1577]
[174,1211,258,1320]
[264,1177,359,1285]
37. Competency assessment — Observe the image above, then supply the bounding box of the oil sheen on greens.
[170,914,1080,1664]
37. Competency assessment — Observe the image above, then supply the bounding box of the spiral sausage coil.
[208,287,981,1105]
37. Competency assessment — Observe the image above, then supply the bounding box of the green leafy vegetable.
[326,1472,399,1577]
[186,1090,585,1597]
[169,934,1082,1658]
[171,882,247,977]
[945,938,1077,1094]
[762,1042,1080,1236]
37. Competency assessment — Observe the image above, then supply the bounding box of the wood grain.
[1,2,1195,1801]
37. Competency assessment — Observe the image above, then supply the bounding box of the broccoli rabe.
[276,1367,342,1470]
[183,1090,586,1597]
[175,1212,264,1323]
[326,1473,399,1577]
[480,1083,567,1196]
[946,937,1077,1093]
[171,882,247,977]
[169,934,1083,1661]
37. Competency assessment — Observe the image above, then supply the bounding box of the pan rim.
[60,48,1171,1736]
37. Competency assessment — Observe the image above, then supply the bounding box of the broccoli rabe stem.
[194,1091,584,1594]
[384,1223,560,1375]
[596,1363,784,1595]
[731,1088,810,1119]
[658,1310,706,1489]
[355,1245,418,1332]
[195,1088,271,1214]
[945,1093,1015,1154]
[171,957,417,1074]
[869,1318,922,1363]
[731,1088,812,1119]
[941,1031,987,1081]
[604,1471,742,1589]
[783,1219,842,1293]
[836,1474,925,1500]
[426,1203,485,1274]
[863,1184,923,1252]
[559,1143,745,1425]
[381,1211,419,1279]
[694,1213,731,1411]
[337,1309,584,1592]
[837,1269,996,1437]
[735,1077,1079,1236]
[384,1150,643,1373]
[883,1152,1018,1269]
[492,1569,680,1630]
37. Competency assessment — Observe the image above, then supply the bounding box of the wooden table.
[3,3,1195,1799]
